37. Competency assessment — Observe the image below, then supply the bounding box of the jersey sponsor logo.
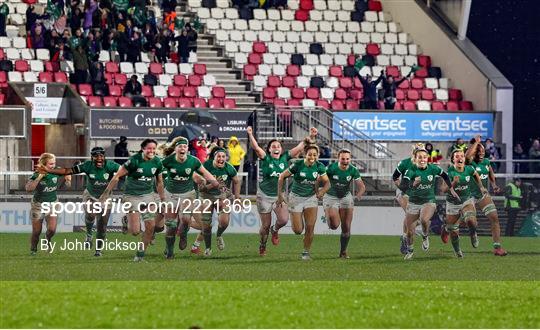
[270,171,279,178]
[455,185,468,191]
[172,175,189,181]
[417,183,432,190]
[94,181,108,186]
[43,186,57,192]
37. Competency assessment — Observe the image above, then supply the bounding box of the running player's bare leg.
[30,218,43,253]
[269,203,288,246]
[462,203,479,248]
[290,212,304,235]
[325,207,340,230]
[45,216,57,250]
[404,213,419,259]
[302,207,318,255]
[477,196,504,252]
[259,212,272,247]
[419,204,436,251]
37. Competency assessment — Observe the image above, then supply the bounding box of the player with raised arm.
[277,144,330,260]
[37,147,119,256]
[460,136,507,256]
[444,149,487,258]
[398,148,458,260]
[199,147,241,256]
[99,139,165,262]
[323,149,366,259]
[26,153,71,255]
[247,126,318,256]
[160,137,218,259]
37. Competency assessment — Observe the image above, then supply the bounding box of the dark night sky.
[467,0,540,147]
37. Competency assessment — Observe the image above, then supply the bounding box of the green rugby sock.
[216,226,226,237]
[136,250,145,258]
[493,242,501,249]
[340,234,350,253]
[182,224,189,237]
[203,232,212,249]
[85,221,94,237]
[451,235,461,253]
[165,236,175,254]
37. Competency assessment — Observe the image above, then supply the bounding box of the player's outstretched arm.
[276,169,292,205]
[290,127,318,158]
[99,166,128,202]
[246,126,266,159]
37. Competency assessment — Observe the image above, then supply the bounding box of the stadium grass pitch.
[1,233,539,328]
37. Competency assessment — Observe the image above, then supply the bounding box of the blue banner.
[333,112,494,141]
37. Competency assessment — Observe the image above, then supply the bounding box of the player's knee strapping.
[463,211,476,223]
[482,203,497,216]
[165,218,177,228]
[446,223,459,233]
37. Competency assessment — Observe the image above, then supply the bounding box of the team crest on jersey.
[427,175,433,182]
[222,175,228,181]
[185,168,191,175]
[313,172,318,178]
[279,163,285,169]
[52,177,57,184]
[465,176,470,182]
[151,168,157,174]
[103,173,109,180]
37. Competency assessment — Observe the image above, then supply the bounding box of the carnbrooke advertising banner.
[333,112,494,141]
[90,108,253,139]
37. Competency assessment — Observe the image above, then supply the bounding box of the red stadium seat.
[193,98,208,108]
[148,97,163,108]
[208,98,222,108]
[54,72,67,83]
[243,64,257,80]
[353,77,363,89]
[339,77,352,88]
[188,74,202,86]
[109,85,122,97]
[183,86,197,98]
[223,98,236,109]
[105,62,119,73]
[39,72,53,82]
[78,84,93,96]
[104,72,113,85]
[163,97,177,108]
[248,53,262,65]
[431,101,446,111]
[263,87,276,100]
[417,55,432,68]
[397,78,409,89]
[291,87,305,99]
[459,101,474,111]
[287,99,301,106]
[347,54,356,66]
[329,65,343,77]
[421,89,434,100]
[414,67,428,78]
[286,64,300,77]
[193,64,207,76]
[411,78,424,89]
[316,99,330,109]
[294,9,309,21]
[114,73,127,85]
[407,89,419,100]
[449,88,463,101]
[168,86,182,97]
[386,66,400,78]
[118,97,132,107]
[149,63,163,75]
[0,49,4,60]
[87,96,102,107]
[446,101,459,111]
[253,42,267,54]
[174,74,187,86]
[366,44,380,56]
[393,101,403,110]
[306,87,320,99]
[103,96,117,107]
[268,75,281,87]
[272,99,286,106]
[331,100,344,110]
[282,76,296,88]
[212,86,226,98]
[44,61,60,72]
[396,89,406,100]
[169,52,179,64]
[15,60,29,72]
[368,0,383,11]
[334,88,347,100]
[346,100,359,110]
[403,101,416,110]
[141,85,153,97]
[350,89,363,100]
[300,0,314,10]
[0,71,6,83]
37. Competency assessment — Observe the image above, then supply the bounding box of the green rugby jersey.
[446,165,477,205]
[203,159,237,196]
[469,158,490,199]
[396,157,414,176]
[123,153,163,196]
[403,164,444,204]
[326,162,361,198]
[72,160,120,198]
[259,151,291,197]
[162,154,202,194]
[288,160,327,197]
[29,172,61,203]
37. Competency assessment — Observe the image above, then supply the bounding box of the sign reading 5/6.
[34,84,47,98]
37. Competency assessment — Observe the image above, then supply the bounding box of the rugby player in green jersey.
[444,149,487,258]
[323,149,366,259]
[160,137,217,259]
[247,126,318,256]
[392,143,424,255]
[26,153,71,255]
[37,147,119,256]
[463,136,507,256]
[199,147,241,256]
[277,144,330,260]
[99,139,166,262]
[399,148,458,260]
